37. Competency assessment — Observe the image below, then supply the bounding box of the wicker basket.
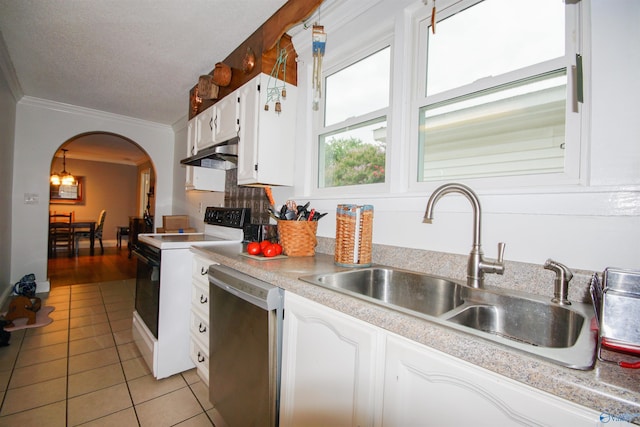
[335,204,373,267]
[277,220,318,257]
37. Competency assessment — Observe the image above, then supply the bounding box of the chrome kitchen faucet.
[424,183,505,288]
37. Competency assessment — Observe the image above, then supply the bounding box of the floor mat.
[2,306,55,332]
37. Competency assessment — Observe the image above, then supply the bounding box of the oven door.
[132,242,161,338]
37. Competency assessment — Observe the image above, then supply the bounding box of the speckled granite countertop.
[192,243,640,424]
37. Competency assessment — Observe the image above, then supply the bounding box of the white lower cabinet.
[280,293,381,427]
[281,293,602,427]
[190,254,214,385]
[383,334,600,427]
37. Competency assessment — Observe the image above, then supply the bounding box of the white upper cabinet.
[213,92,239,144]
[237,73,297,186]
[195,92,239,152]
[185,116,226,192]
[195,105,214,151]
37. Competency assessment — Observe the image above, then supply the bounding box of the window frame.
[312,36,394,197]
[408,0,585,192]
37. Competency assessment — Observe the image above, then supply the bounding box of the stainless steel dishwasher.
[208,264,285,427]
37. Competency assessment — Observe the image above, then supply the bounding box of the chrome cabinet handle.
[200,267,207,275]
[199,323,207,333]
[200,295,208,304]
[197,352,205,363]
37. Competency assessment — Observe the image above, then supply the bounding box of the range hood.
[180,138,238,170]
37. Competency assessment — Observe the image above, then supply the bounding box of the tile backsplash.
[224,168,271,224]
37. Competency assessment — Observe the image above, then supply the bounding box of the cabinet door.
[383,334,600,427]
[237,75,260,184]
[185,118,197,187]
[213,91,239,143]
[195,105,215,150]
[280,293,380,427]
[190,167,225,192]
[236,73,297,186]
[186,117,198,157]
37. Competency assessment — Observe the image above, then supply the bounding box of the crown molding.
[18,96,173,131]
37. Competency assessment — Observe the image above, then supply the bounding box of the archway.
[48,132,156,281]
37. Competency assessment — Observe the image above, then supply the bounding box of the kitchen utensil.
[264,186,276,207]
[284,209,297,220]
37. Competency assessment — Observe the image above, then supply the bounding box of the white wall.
[11,97,175,286]
[279,0,640,273]
[0,60,17,297]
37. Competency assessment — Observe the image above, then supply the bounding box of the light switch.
[24,193,39,204]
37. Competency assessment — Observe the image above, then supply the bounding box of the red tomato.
[259,240,272,251]
[247,242,262,255]
[262,244,277,257]
[272,243,283,256]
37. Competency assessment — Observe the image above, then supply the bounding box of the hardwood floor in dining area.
[47,247,137,286]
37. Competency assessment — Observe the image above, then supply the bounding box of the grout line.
[63,285,72,427]
[101,282,142,426]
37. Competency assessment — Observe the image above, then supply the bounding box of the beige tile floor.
[0,279,215,426]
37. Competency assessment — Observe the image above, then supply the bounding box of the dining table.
[49,220,97,256]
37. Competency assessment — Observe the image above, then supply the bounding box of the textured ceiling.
[0,0,288,164]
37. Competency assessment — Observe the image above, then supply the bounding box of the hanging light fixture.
[50,149,76,186]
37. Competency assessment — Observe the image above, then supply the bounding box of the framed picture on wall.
[50,176,84,204]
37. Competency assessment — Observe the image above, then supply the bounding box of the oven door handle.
[132,249,160,267]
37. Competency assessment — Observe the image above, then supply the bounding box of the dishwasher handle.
[208,264,283,311]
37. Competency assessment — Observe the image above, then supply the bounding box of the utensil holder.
[335,204,373,267]
[277,220,318,257]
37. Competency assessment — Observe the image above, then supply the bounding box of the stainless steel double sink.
[299,267,597,369]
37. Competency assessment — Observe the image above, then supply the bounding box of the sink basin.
[446,301,584,348]
[299,267,597,369]
[299,268,464,317]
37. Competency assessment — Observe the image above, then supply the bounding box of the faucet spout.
[424,183,505,288]
[424,183,482,251]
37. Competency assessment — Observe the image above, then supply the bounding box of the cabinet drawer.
[190,309,210,350]
[191,281,210,317]
[192,256,212,284]
[190,339,210,381]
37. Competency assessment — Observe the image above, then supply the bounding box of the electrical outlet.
[198,202,203,213]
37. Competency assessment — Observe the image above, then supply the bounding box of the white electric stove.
[131,207,249,379]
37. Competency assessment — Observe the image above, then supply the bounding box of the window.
[416,0,579,182]
[317,46,391,189]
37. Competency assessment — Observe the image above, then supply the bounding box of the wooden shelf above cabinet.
[190,34,296,119]
[189,0,322,119]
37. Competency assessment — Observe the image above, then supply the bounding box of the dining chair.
[75,210,107,255]
[49,212,74,257]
